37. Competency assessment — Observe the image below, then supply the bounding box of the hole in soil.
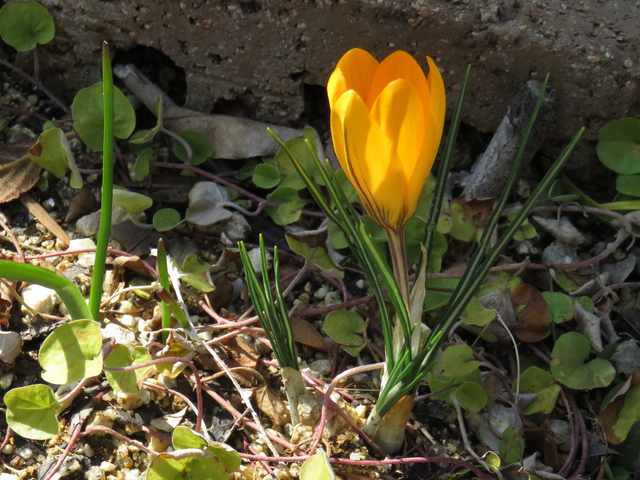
[212,92,257,118]
[302,83,330,137]
[239,1,262,14]
[113,45,187,108]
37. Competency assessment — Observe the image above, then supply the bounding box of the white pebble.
[20,284,60,316]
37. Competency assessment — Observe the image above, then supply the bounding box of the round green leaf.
[455,381,487,412]
[172,131,214,165]
[72,83,136,151]
[133,148,154,181]
[112,188,153,214]
[443,344,480,378]
[541,291,574,324]
[0,1,54,52]
[323,310,365,356]
[266,187,305,226]
[300,450,335,480]
[5,384,61,440]
[551,332,615,390]
[597,118,640,174]
[252,163,281,189]
[153,208,183,232]
[616,174,640,197]
[104,344,150,394]
[39,319,103,384]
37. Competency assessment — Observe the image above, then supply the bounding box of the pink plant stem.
[237,453,494,479]
[57,377,92,406]
[43,421,84,480]
[244,439,276,476]
[199,382,305,455]
[568,391,589,478]
[104,357,203,433]
[308,362,385,456]
[557,388,578,478]
[141,424,172,444]
[0,427,12,455]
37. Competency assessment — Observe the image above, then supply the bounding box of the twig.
[42,421,84,480]
[0,58,72,116]
[81,425,158,457]
[0,219,24,263]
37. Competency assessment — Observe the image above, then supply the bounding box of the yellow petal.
[331,90,407,229]
[370,79,426,177]
[426,57,446,136]
[327,48,379,107]
[366,51,431,115]
[406,114,441,216]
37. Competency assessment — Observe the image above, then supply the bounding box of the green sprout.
[238,235,306,424]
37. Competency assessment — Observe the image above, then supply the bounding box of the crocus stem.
[385,226,410,307]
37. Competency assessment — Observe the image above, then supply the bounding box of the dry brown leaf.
[225,335,260,369]
[511,282,549,343]
[112,255,151,278]
[255,385,291,427]
[599,371,640,444]
[574,301,603,351]
[19,193,70,246]
[0,142,41,204]
[533,215,587,246]
[0,331,22,364]
[291,318,328,351]
[454,197,496,229]
[65,186,98,223]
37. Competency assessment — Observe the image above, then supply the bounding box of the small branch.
[0,58,72,116]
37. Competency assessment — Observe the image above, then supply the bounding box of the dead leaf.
[599,371,640,444]
[479,287,516,327]
[610,340,640,376]
[112,255,151,278]
[533,215,587,246]
[225,336,260,369]
[255,385,291,427]
[0,142,41,204]
[66,186,98,223]
[574,301,603,351]
[291,318,328,351]
[453,197,495,229]
[0,331,22,364]
[511,283,549,342]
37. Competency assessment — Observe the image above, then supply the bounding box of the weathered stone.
[6,0,639,189]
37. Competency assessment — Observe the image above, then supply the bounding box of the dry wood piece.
[114,64,310,160]
[463,79,555,201]
[19,193,70,247]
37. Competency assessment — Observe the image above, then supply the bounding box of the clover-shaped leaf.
[104,344,151,394]
[286,228,343,279]
[0,1,54,52]
[28,127,83,188]
[597,118,640,174]
[517,366,561,414]
[185,181,233,226]
[153,208,183,232]
[72,83,136,151]
[550,332,615,390]
[323,310,365,357]
[4,384,61,440]
[541,291,574,324]
[39,319,103,385]
[172,131,214,165]
[148,426,240,480]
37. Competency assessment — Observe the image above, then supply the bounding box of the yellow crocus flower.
[327,48,446,233]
